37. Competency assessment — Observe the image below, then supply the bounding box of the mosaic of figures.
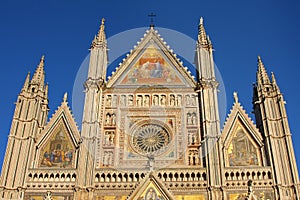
[227,130,259,166]
[40,130,74,168]
[140,187,165,200]
[104,93,198,108]
[228,191,273,200]
[120,45,183,85]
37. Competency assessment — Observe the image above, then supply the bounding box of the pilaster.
[195,18,224,199]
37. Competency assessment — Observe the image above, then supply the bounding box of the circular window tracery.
[131,123,171,156]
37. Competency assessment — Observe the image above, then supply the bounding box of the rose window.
[131,124,171,155]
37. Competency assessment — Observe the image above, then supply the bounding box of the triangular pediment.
[128,172,174,200]
[36,96,81,168]
[107,28,197,88]
[221,96,263,167]
[222,100,263,146]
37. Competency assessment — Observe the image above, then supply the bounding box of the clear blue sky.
[0,1,300,168]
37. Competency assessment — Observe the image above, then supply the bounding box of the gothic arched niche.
[39,126,75,168]
[226,127,261,167]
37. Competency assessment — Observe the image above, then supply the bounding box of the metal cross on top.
[148,12,156,27]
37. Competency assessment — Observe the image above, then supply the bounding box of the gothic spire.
[97,18,106,43]
[21,72,30,92]
[271,71,281,93]
[91,18,106,48]
[198,17,208,46]
[271,72,277,85]
[257,55,270,85]
[31,55,45,87]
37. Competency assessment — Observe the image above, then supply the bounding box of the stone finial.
[198,17,208,46]
[233,91,239,103]
[63,92,68,103]
[96,18,106,43]
[199,17,204,25]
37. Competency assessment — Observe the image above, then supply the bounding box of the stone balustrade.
[224,167,273,187]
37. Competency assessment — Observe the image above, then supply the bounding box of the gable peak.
[223,92,258,132]
[107,28,196,87]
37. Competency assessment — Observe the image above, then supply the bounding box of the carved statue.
[195,151,199,165]
[188,150,199,165]
[153,95,159,106]
[104,132,110,145]
[160,95,166,106]
[190,94,196,106]
[177,95,182,106]
[111,113,116,125]
[103,151,109,166]
[144,95,150,106]
[170,94,175,106]
[185,95,190,106]
[128,95,134,106]
[105,113,111,125]
[106,95,112,107]
[110,132,115,145]
[187,113,192,125]
[112,95,117,106]
[108,152,113,166]
[137,95,143,107]
[191,112,197,125]
[189,133,196,144]
[188,151,194,165]
[120,95,126,106]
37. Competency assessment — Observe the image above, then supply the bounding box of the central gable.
[107,28,197,88]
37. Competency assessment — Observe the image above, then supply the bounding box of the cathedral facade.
[0,18,299,200]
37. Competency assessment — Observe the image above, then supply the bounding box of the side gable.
[35,93,81,168]
[107,27,197,88]
[221,93,264,167]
